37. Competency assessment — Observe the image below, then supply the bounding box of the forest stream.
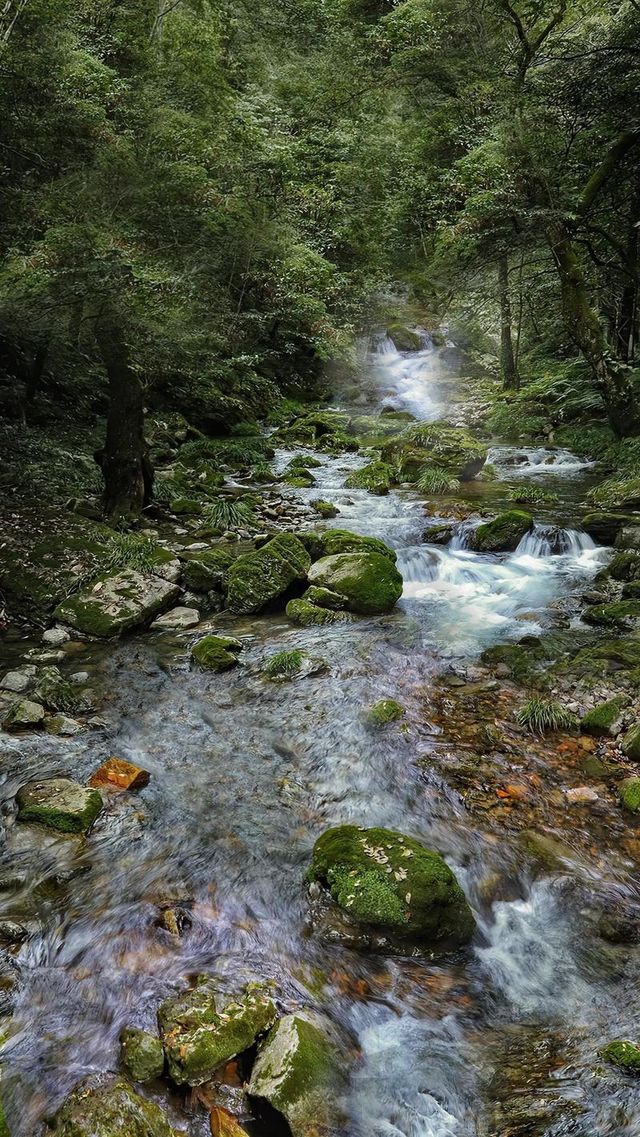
[2,339,640,1137]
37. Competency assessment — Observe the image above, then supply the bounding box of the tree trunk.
[547,225,638,437]
[498,255,519,390]
[95,311,152,518]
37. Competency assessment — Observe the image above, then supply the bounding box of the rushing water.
[2,340,640,1136]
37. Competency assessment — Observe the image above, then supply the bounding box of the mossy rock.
[366,699,406,725]
[386,323,422,352]
[582,512,639,545]
[47,1074,174,1136]
[607,552,640,582]
[481,643,536,681]
[191,635,243,672]
[2,699,45,732]
[182,549,234,593]
[587,477,640,511]
[581,695,629,738]
[248,1013,343,1137]
[471,510,533,553]
[623,580,640,599]
[54,570,180,638]
[120,1028,164,1083]
[16,777,102,834]
[310,499,338,519]
[225,534,311,614]
[600,1039,640,1072]
[381,422,487,481]
[158,979,277,1086]
[344,461,395,496]
[622,724,640,760]
[308,824,474,946]
[287,455,323,470]
[316,529,397,563]
[274,412,352,450]
[619,778,640,813]
[582,600,640,628]
[302,586,345,610]
[570,638,640,672]
[283,470,316,488]
[307,552,403,615]
[171,496,205,516]
[286,599,350,627]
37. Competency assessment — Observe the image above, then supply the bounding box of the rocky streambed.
[1,339,640,1136]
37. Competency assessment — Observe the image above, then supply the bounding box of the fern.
[516,697,578,735]
[202,497,256,530]
[263,649,304,678]
[416,467,459,494]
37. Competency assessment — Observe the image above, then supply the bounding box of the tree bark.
[95,311,152,518]
[498,255,519,390]
[547,225,638,437]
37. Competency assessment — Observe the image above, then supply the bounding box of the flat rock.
[16,777,103,834]
[44,715,83,736]
[54,569,180,638]
[151,605,200,630]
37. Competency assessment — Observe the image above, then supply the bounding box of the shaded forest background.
[0,0,639,516]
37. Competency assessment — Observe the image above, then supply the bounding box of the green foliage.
[102,533,165,575]
[516,698,578,736]
[415,467,458,495]
[507,486,559,506]
[262,650,304,678]
[202,498,256,531]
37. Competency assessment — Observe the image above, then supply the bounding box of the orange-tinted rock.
[210,1107,249,1137]
[89,757,150,792]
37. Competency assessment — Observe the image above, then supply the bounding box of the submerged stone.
[191,634,243,672]
[225,534,310,614]
[249,1013,343,1137]
[158,979,277,1086]
[308,824,474,946]
[151,606,200,630]
[307,552,403,615]
[48,1074,174,1136]
[54,570,180,638]
[120,1027,165,1083]
[471,510,533,553]
[89,757,150,792]
[16,778,102,834]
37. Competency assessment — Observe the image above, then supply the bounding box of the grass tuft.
[262,649,304,678]
[202,497,256,531]
[415,467,459,494]
[516,696,578,735]
[507,486,559,506]
[103,533,163,574]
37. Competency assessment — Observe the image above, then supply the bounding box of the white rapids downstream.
[2,336,640,1137]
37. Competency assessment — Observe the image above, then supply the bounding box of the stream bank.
[1,337,640,1136]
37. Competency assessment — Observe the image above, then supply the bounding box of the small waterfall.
[515,525,596,558]
[489,445,593,478]
[368,333,445,421]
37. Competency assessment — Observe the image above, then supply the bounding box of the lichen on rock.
[16,777,102,834]
[47,1074,175,1136]
[54,569,180,638]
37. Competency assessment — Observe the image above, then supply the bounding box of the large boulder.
[381,422,487,482]
[470,510,533,553]
[16,778,102,834]
[47,1075,174,1137]
[306,553,403,615]
[386,323,422,352]
[344,461,395,496]
[225,535,310,614]
[582,512,639,545]
[249,1014,343,1137]
[308,825,475,946]
[54,570,179,638]
[315,529,397,563]
[182,548,234,592]
[158,979,276,1086]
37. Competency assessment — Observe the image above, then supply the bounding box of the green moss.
[571,638,640,672]
[288,455,323,470]
[171,496,204,516]
[581,696,628,737]
[622,724,640,760]
[120,1028,164,1083]
[582,600,640,628]
[308,824,475,944]
[191,634,242,672]
[54,570,179,637]
[302,585,345,610]
[249,1014,341,1136]
[182,548,234,592]
[608,552,640,582]
[344,461,395,496]
[48,1076,174,1136]
[316,529,397,562]
[619,778,640,813]
[283,471,316,488]
[16,777,102,834]
[600,1040,640,1071]
[311,499,338,518]
[286,599,349,626]
[472,510,533,553]
[366,699,406,725]
[481,643,537,680]
[225,534,311,614]
[307,552,403,615]
[381,422,487,481]
[158,979,276,1086]
[582,513,639,545]
[386,323,422,351]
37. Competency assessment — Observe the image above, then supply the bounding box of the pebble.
[565,786,599,804]
[69,671,90,685]
[89,757,151,792]
[0,671,32,694]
